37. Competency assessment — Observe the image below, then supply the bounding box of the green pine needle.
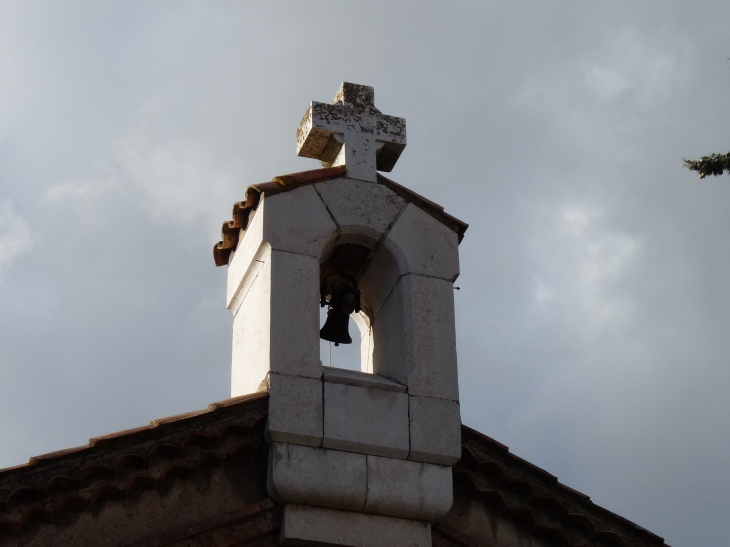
[683,152,730,179]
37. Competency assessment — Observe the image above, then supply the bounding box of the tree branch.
[683,152,730,178]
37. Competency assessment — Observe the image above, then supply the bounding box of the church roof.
[0,393,668,547]
[0,392,274,546]
[447,428,668,547]
[213,166,469,267]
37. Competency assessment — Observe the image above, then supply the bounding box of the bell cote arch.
[224,172,463,403]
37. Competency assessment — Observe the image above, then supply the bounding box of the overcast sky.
[1,2,728,545]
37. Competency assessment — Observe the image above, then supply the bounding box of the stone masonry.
[225,83,463,547]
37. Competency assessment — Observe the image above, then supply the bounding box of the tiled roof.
[213,166,469,267]
[443,426,669,547]
[132,499,279,547]
[0,394,667,547]
[0,392,269,545]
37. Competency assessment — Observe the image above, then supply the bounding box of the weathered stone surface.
[280,504,431,547]
[268,443,367,512]
[370,274,407,386]
[297,82,407,183]
[365,456,453,522]
[231,247,271,396]
[400,275,459,401]
[230,242,322,397]
[269,250,321,379]
[314,177,406,242]
[266,373,323,447]
[384,202,460,281]
[408,396,461,465]
[372,275,459,401]
[359,204,459,324]
[355,235,402,320]
[322,366,406,393]
[323,382,409,458]
[262,185,338,258]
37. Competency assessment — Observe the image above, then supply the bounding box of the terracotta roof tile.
[461,424,509,451]
[457,425,668,547]
[150,407,214,426]
[434,523,481,547]
[132,499,280,547]
[28,444,91,464]
[271,165,346,188]
[208,391,268,409]
[213,167,468,267]
[0,392,269,542]
[89,424,157,446]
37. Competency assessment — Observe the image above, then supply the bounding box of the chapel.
[0,83,669,547]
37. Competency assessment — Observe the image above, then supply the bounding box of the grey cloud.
[0,2,728,545]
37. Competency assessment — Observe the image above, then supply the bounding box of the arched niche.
[318,235,407,382]
[227,178,460,403]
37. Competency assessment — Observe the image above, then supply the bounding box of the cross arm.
[297,102,346,165]
[374,114,407,173]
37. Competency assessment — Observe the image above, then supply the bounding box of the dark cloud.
[0,2,728,544]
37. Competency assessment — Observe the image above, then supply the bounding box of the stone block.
[371,274,459,401]
[268,443,366,512]
[314,178,406,242]
[339,132,378,182]
[262,185,338,258]
[266,373,323,447]
[358,243,402,319]
[231,251,271,396]
[269,250,321,379]
[281,504,431,547]
[230,246,322,396]
[365,456,453,522]
[322,367,406,393]
[401,275,459,401]
[396,275,459,401]
[371,277,407,386]
[384,203,460,281]
[408,396,461,465]
[323,382,409,458]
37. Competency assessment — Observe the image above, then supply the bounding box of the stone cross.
[297,82,407,182]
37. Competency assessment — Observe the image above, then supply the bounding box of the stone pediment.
[213,166,468,268]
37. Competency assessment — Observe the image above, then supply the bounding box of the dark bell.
[319,310,353,346]
[319,283,361,346]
